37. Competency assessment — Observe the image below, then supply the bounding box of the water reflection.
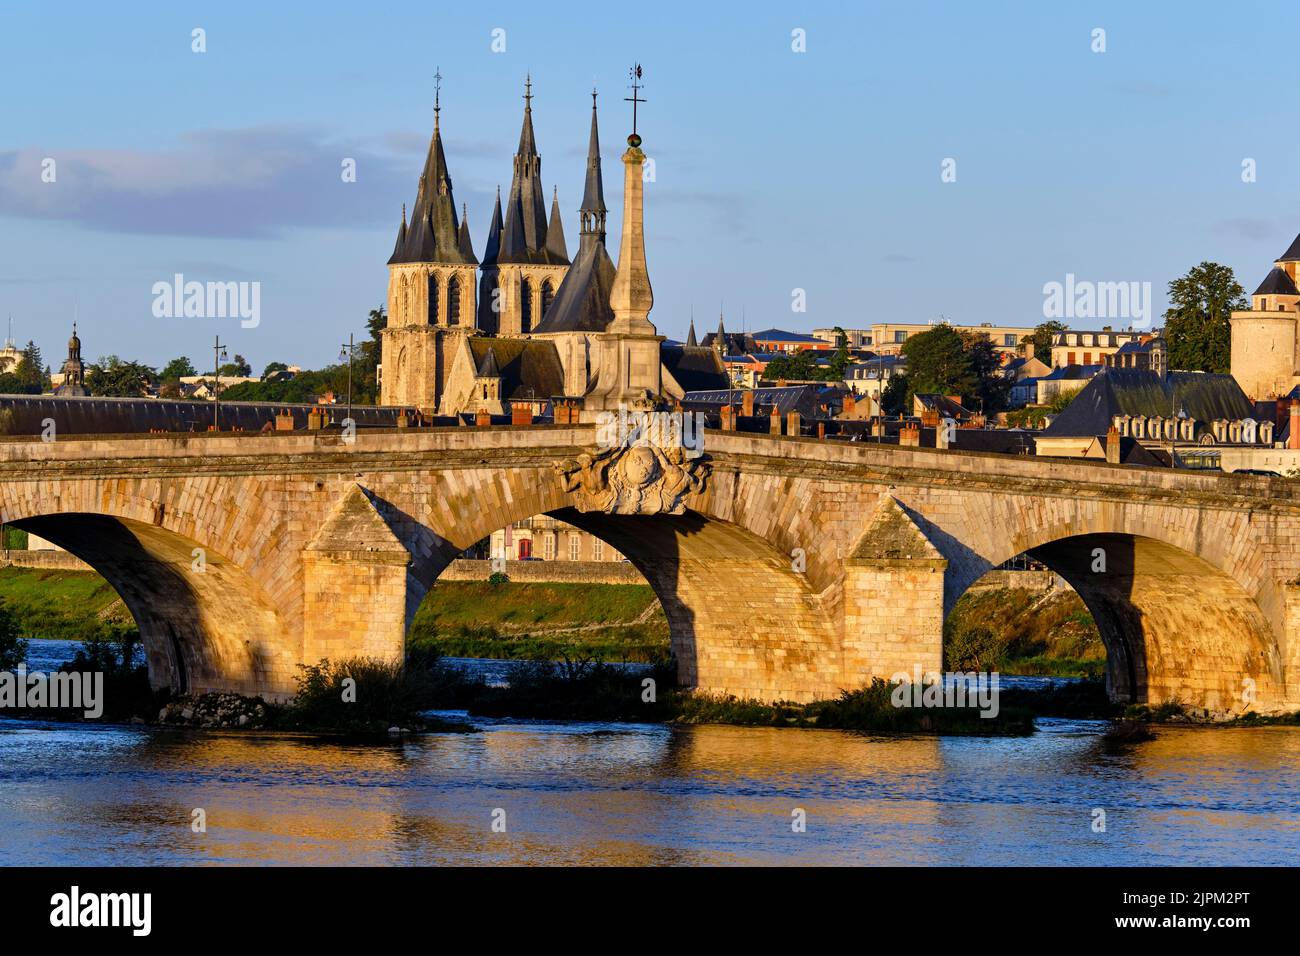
[3,641,1295,865]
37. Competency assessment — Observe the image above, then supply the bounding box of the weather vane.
[625,63,645,146]
[434,66,442,121]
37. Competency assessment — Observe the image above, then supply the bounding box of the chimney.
[817,422,826,439]
[920,407,940,428]
[307,407,326,431]
[843,393,856,418]
[1105,425,1122,465]
[511,402,533,426]
[872,416,886,438]
[1025,341,1035,361]
[1289,400,1300,449]
[899,423,921,446]
[395,409,409,429]
[786,411,801,436]
[720,404,735,431]
[770,406,783,435]
[742,390,755,417]
[275,410,295,432]
[475,408,491,428]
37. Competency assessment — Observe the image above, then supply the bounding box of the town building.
[817,322,1033,357]
[1036,363,1103,405]
[1035,368,1267,460]
[489,515,626,563]
[750,329,831,353]
[55,323,87,397]
[1049,328,1151,368]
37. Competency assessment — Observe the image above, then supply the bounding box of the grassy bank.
[409,579,672,663]
[946,586,1105,679]
[0,566,134,641]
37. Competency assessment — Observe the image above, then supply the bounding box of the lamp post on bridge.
[211,335,228,432]
[339,333,361,428]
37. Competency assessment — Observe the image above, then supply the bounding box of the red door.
[518,539,531,559]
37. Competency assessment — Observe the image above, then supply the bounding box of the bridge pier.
[840,496,946,686]
[301,485,410,670]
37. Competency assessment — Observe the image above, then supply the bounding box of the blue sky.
[0,0,1295,373]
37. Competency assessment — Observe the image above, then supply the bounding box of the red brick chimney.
[786,411,801,436]
[742,391,755,417]
[475,408,491,427]
[770,406,783,435]
[511,402,533,426]
[920,407,940,428]
[1025,341,1035,361]
[719,404,735,431]
[899,423,921,446]
[1289,400,1300,449]
[843,393,856,418]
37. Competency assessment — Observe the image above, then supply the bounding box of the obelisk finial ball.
[628,133,642,148]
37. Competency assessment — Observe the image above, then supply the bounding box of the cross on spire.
[524,73,533,110]
[625,64,645,140]
[434,67,442,124]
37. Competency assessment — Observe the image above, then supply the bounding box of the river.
[1,640,1296,865]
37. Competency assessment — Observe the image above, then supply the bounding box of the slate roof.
[1043,363,1104,381]
[1253,266,1299,296]
[1277,232,1300,262]
[914,393,971,418]
[1042,368,1256,437]
[495,89,569,267]
[466,337,565,400]
[682,384,826,418]
[530,225,616,334]
[661,346,729,393]
[750,328,825,344]
[388,118,476,266]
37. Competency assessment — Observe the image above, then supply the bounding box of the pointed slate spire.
[389,82,474,266]
[546,187,568,261]
[457,202,477,262]
[477,346,501,378]
[686,317,698,347]
[483,186,504,265]
[389,204,408,262]
[579,89,607,244]
[498,75,566,265]
[713,309,726,354]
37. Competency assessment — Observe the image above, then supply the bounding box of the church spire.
[498,75,564,264]
[389,74,473,266]
[686,314,698,347]
[714,308,726,354]
[546,186,568,261]
[580,88,607,244]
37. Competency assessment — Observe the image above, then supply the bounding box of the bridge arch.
[0,479,297,697]
[380,462,841,702]
[937,508,1285,711]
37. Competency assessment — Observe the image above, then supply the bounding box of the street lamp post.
[212,335,228,432]
[339,333,361,427]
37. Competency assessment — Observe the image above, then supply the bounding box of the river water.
[1,640,1296,865]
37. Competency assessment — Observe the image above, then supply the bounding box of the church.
[1231,231,1300,400]
[378,75,728,417]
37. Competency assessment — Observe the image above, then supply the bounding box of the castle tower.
[381,73,479,409]
[58,322,87,396]
[585,66,666,413]
[1230,231,1300,399]
[478,76,571,337]
[531,90,619,396]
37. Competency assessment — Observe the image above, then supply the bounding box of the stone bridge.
[3,425,1298,714]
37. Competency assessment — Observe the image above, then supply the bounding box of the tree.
[899,324,979,408]
[960,330,1012,413]
[1163,261,1245,373]
[160,356,196,380]
[218,354,252,377]
[87,356,154,397]
[881,373,909,415]
[16,341,47,393]
[262,361,289,380]
[0,604,27,670]
[829,326,850,380]
[1020,320,1065,359]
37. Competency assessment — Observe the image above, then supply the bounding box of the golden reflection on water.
[0,719,1296,865]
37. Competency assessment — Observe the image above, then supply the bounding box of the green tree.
[0,604,27,670]
[960,330,1012,413]
[899,324,979,408]
[15,342,47,393]
[1020,320,1065,359]
[87,356,154,397]
[218,354,252,377]
[881,373,909,415]
[1163,261,1245,373]
[160,356,196,380]
[262,361,290,380]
